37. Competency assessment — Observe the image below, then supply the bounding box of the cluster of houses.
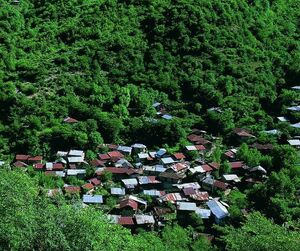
[2,128,270,232]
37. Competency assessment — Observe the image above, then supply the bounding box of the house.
[115,158,133,168]
[111,188,126,196]
[28,156,43,164]
[195,208,211,219]
[248,165,267,174]
[173,153,186,161]
[138,152,150,161]
[15,154,29,162]
[161,157,176,165]
[158,193,186,203]
[64,185,81,194]
[138,176,161,186]
[131,143,147,153]
[170,162,189,174]
[229,161,244,170]
[121,178,138,189]
[135,215,155,225]
[223,149,237,160]
[207,200,229,223]
[173,182,201,190]
[66,169,86,177]
[89,178,101,186]
[14,161,28,168]
[34,163,44,170]
[183,187,197,196]
[264,129,280,135]
[119,199,138,211]
[152,102,162,110]
[83,195,103,204]
[69,150,84,157]
[67,156,85,164]
[223,174,241,183]
[233,128,255,139]
[176,202,197,211]
[159,172,185,183]
[287,106,300,112]
[208,162,219,170]
[118,216,135,226]
[202,176,229,191]
[117,146,132,155]
[162,114,173,120]
[185,145,198,151]
[63,117,78,123]
[156,148,167,158]
[57,151,68,157]
[288,139,300,148]
[189,165,212,175]
[82,183,94,192]
[143,165,166,175]
[189,191,209,202]
[143,189,165,197]
[98,153,110,161]
[108,151,124,160]
[291,86,300,91]
[90,159,105,167]
[250,143,273,152]
[277,116,289,122]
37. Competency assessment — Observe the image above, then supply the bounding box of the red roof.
[34,163,44,169]
[195,145,206,150]
[229,161,244,169]
[118,217,135,225]
[90,159,105,167]
[173,153,186,160]
[224,150,235,159]
[82,183,94,190]
[119,199,138,210]
[63,117,78,123]
[64,186,81,193]
[106,167,129,174]
[201,164,213,172]
[89,178,101,186]
[213,180,229,190]
[14,161,28,167]
[52,163,64,170]
[15,155,29,161]
[28,156,42,162]
[98,154,110,160]
[190,191,209,201]
[107,144,118,150]
[208,162,220,169]
[173,163,188,172]
[183,187,196,196]
[108,151,124,159]
[233,128,254,138]
[187,134,203,142]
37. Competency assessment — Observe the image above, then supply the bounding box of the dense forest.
[0,0,300,250]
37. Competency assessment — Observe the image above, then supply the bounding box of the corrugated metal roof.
[135,215,155,224]
[177,202,197,211]
[195,208,211,219]
[83,195,103,204]
[111,187,126,195]
[207,200,229,220]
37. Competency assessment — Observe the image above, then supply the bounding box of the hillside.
[0,0,300,250]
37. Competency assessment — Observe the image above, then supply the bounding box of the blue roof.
[206,200,229,220]
[83,195,103,204]
[156,148,167,157]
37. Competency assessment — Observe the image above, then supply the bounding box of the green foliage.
[222,212,300,251]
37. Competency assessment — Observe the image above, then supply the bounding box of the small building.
[28,156,43,164]
[83,195,103,204]
[135,215,155,225]
[117,146,132,155]
[159,172,185,183]
[143,189,165,197]
[111,187,126,196]
[156,148,167,158]
[63,117,78,123]
[64,186,81,194]
[162,114,173,120]
[288,139,300,148]
[161,157,176,165]
[195,208,211,219]
[207,200,229,223]
[223,174,241,183]
[15,154,29,162]
[131,143,147,153]
[66,169,86,177]
[121,178,138,189]
[176,202,197,211]
[173,153,186,160]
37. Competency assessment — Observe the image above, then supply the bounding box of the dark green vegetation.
[0,0,300,250]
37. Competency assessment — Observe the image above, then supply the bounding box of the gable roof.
[119,199,138,210]
[207,200,229,220]
[118,216,135,225]
[135,215,155,224]
[173,153,186,160]
[229,161,244,169]
[63,117,78,123]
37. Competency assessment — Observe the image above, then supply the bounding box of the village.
[1,85,300,237]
